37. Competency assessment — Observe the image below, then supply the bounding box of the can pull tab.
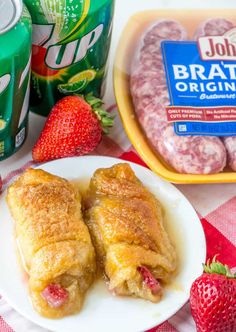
[0,0,22,35]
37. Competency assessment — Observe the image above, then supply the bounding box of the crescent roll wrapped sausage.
[7,169,96,318]
[83,163,177,303]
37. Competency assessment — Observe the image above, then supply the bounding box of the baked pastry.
[7,169,96,318]
[83,163,177,302]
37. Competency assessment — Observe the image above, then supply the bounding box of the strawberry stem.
[203,255,236,278]
[82,93,115,134]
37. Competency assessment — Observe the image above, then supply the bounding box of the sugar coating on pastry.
[7,168,96,318]
[84,163,177,303]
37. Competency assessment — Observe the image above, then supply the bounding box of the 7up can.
[0,0,32,161]
[24,0,115,116]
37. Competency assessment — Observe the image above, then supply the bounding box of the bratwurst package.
[114,10,236,181]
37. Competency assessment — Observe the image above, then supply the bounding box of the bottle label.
[162,29,236,136]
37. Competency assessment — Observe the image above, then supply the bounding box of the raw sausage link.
[194,18,236,171]
[130,20,226,174]
[223,137,236,171]
[194,18,234,38]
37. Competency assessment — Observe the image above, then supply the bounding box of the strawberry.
[41,284,68,308]
[137,266,162,295]
[0,176,2,192]
[32,94,114,162]
[190,256,236,332]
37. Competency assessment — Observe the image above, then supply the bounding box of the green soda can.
[0,0,32,161]
[24,0,115,116]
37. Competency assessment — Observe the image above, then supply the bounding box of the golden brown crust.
[7,169,96,318]
[84,163,177,302]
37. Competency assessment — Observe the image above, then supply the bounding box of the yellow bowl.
[113,9,236,184]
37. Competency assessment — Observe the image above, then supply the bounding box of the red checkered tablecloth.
[0,105,236,332]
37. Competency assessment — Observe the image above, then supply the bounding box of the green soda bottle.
[24,0,115,116]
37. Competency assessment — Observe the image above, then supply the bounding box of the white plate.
[0,156,206,332]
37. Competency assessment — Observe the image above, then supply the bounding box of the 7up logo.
[0,74,11,95]
[0,56,30,96]
[32,23,104,70]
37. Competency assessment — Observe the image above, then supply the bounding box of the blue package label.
[161,38,236,136]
